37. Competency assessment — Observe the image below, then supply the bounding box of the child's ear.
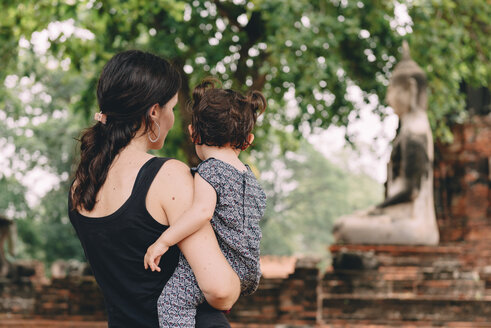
[188,124,199,143]
[241,134,255,150]
[188,124,195,142]
[247,133,255,146]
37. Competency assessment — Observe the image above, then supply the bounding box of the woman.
[68,50,240,327]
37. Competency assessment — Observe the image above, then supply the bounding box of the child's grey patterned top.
[193,157,266,296]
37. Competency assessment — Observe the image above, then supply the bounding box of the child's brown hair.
[190,78,266,150]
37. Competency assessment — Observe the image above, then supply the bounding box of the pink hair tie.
[94,112,107,124]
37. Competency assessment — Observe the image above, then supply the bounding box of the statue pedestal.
[321,244,491,326]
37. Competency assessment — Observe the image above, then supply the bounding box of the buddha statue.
[333,42,440,245]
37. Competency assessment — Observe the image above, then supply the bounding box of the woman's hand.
[144,240,169,272]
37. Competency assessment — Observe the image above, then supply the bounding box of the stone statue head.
[386,41,428,116]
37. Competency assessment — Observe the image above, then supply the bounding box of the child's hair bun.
[190,77,266,150]
[247,90,267,115]
[192,77,221,104]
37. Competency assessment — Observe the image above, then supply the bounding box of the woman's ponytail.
[71,50,180,211]
[72,121,138,211]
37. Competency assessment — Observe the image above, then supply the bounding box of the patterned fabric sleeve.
[192,158,223,201]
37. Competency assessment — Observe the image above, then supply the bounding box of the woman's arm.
[155,160,240,310]
[160,174,217,245]
[144,175,217,271]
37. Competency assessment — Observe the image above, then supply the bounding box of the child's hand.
[144,241,169,272]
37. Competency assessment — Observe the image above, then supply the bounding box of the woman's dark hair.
[191,78,266,150]
[72,50,181,211]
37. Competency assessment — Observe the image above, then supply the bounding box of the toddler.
[144,78,267,327]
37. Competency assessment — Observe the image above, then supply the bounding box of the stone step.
[2,318,490,328]
[231,321,491,328]
[323,277,485,296]
[320,320,491,328]
[0,318,107,328]
[321,294,491,323]
[329,244,471,269]
[324,321,491,328]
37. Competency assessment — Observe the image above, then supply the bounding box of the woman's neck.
[113,134,152,164]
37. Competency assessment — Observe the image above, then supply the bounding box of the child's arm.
[144,173,217,272]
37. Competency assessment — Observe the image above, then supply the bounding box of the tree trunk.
[175,61,200,167]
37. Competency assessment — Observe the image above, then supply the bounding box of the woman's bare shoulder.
[150,159,194,222]
[154,159,193,190]
[157,159,192,177]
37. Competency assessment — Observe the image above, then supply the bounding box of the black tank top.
[68,157,180,327]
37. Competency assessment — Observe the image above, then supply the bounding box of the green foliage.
[256,140,382,257]
[408,0,491,141]
[15,182,85,264]
[0,49,83,264]
[2,0,401,155]
[2,1,490,134]
[30,183,85,264]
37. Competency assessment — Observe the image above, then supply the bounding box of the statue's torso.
[387,115,433,200]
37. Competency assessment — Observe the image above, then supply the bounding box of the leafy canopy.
[1,0,490,264]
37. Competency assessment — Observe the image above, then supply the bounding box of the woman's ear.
[148,103,161,120]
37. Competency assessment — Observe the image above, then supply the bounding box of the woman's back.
[69,157,180,327]
[69,50,240,327]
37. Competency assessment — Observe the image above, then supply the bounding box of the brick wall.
[226,257,319,325]
[434,115,491,245]
[433,115,491,292]
[0,258,320,325]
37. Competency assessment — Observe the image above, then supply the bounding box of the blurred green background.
[1,0,489,269]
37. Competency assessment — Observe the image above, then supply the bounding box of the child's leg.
[157,253,204,328]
